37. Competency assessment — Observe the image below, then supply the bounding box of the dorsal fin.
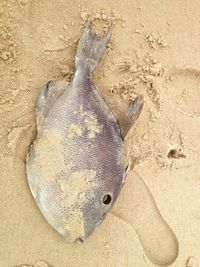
[106,95,144,139]
[36,80,69,131]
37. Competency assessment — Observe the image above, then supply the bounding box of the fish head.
[55,167,124,243]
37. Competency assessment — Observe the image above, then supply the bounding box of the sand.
[1,0,200,266]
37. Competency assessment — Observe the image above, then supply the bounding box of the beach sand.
[1,0,200,266]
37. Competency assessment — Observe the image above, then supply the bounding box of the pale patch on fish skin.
[66,123,83,139]
[79,104,84,116]
[84,114,101,139]
[92,88,117,122]
[78,105,102,139]
[111,126,121,143]
[117,149,125,167]
[32,129,66,183]
[59,169,96,203]
[61,209,85,243]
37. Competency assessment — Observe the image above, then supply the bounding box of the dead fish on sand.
[26,19,144,243]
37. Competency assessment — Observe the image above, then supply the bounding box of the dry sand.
[1,0,200,266]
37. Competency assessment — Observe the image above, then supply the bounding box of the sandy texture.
[1,0,200,266]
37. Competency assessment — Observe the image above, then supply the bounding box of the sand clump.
[145,33,168,49]
[62,209,85,242]
[67,123,83,139]
[60,169,96,201]
[28,129,67,183]
[111,55,164,111]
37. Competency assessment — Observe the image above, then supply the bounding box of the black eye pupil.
[103,194,112,205]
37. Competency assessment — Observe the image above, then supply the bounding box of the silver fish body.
[26,20,143,242]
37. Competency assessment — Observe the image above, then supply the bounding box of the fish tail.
[76,18,112,72]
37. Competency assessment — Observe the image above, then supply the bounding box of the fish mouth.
[74,237,85,243]
[62,232,86,244]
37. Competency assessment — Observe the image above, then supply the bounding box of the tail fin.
[76,19,112,72]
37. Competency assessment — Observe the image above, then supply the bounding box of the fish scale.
[26,19,144,243]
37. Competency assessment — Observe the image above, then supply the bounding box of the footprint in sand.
[163,66,200,117]
[112,170,179,266]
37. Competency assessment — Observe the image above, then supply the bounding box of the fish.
[26,19,144,243]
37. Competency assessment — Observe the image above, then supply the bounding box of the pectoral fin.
[36,80,69,130]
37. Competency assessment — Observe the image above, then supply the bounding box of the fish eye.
[102,194,112,205]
